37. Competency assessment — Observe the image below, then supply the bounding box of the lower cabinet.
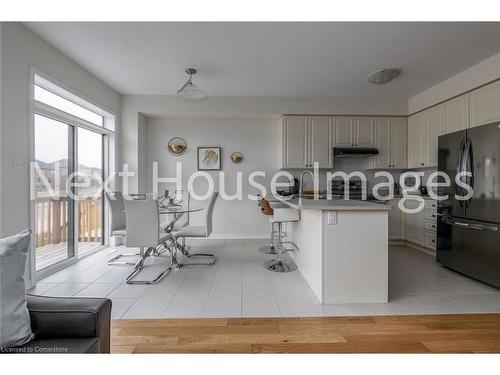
[400,198,436,250]
[385,199,404,240]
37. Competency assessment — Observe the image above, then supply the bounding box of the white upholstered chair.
[123,195,178,284]
[173,192,218,265]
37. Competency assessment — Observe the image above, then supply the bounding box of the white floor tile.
[349,303,396,316]
[243,296,280,317]
[107,283,148,298]
[277,296,321,317]
[37,241,500,319]
[110,298,136,319]
[42,282,90,297]
[319,304,358,317]
[122,298,172,319]
[163,296,207,318]
[204,296,241,317]
[28,282,59,295]
[75,282,120,297]
[443,293,500,313]
[414,294,469,314]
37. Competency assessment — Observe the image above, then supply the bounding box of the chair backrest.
[123,195,159,248]
[204,192,219,237]
[106,191,126,232]
[172,191,190,230]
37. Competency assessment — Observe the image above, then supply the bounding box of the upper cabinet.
[470,80,500,128]
[408,112,426,168]
[443,93,469,134]
[309,116,334,168]
[281,115,333,169]
[333,117,353,146]
[373,117,407,169]
[282,116,308,168]
[352,117,374,146]
[424,104,444,167]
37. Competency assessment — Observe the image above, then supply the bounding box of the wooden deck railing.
[35,196,102,248]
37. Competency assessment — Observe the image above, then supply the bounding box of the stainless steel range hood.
[334,147,379,158]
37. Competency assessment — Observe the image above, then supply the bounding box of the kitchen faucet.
[299,170,315,198]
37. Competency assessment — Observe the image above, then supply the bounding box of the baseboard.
[391,239,436,257]
[207,234,268,240]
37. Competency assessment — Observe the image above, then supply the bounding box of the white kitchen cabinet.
[424,104,444,167]
[373,118,391,168]
[405,199,425,246]
[333,117,374,147]
[309,116,334,168]
[353,117,374,146]
[282,116,308,168]
[391,117,408,169]
[281,116,333,168]
[333,117,353,146]
[443,93,469,134]
[408,112,426,168]
[470,79,500,128]
[386,199,403,240]
[373,117,407,169]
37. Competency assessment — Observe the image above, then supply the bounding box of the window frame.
[28,68,117,283]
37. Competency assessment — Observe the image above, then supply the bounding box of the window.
[34,85,104,126]
[31,72,115,275]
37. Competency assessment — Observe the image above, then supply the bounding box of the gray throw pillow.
[0,229,34,348]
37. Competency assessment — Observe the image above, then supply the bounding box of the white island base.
[281,199,389,304]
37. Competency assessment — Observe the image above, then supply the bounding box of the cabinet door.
[425,105,443,167]
[444,93,469,134]
[470,80,500,128]
[390,117,407,169]
[309,116,333,168]
[408,112,426,168]
[387,199,401,240]
[334,117,353,146]
[373,118,391,168]
[405,200,424,245]
[353,117,374,146]
[282,116,307,168]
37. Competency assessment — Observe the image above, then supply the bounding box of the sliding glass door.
[34,114,75,271]
[77,128,104,255]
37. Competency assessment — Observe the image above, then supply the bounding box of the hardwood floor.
[111,314,500,353]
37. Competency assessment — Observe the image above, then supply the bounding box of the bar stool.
[257,197,287,255]
[263,207,300,273]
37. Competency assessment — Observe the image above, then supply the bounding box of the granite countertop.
[275,197,391,211]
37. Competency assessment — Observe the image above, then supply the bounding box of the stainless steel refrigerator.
[437,121,500,288]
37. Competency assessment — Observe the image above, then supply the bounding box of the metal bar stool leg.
[263,222,297,273]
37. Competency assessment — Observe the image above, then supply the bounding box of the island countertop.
[274,196,391,211]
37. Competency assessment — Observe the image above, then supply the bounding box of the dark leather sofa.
[3,295,112,354]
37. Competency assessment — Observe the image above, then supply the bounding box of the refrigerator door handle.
[456,139,466,208]
[441,215,498,232]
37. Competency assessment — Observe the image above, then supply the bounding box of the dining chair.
[173,191,218,265]
[123,194,178,284]
[105,191,141,266]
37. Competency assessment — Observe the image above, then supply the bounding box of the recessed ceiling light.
[367,69,401,85]
[177,68,206,100]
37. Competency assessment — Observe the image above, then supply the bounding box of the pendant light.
[177,68,206,100]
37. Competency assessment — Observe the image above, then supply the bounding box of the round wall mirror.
[167,137,187,156]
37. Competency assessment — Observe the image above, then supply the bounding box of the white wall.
[121,94,408,192]
[0,22,121,237]
[145,116,281,238]
[409,51,500,114]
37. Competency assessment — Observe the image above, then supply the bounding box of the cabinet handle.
[421,163,425,166]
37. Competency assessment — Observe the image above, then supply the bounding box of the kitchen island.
[276,197,390,304]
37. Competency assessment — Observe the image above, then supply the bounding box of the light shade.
[367,69,401,84]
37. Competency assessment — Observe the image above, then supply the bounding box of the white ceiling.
[25,22,500,99]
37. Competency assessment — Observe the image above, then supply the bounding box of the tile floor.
[31,239,500,319]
